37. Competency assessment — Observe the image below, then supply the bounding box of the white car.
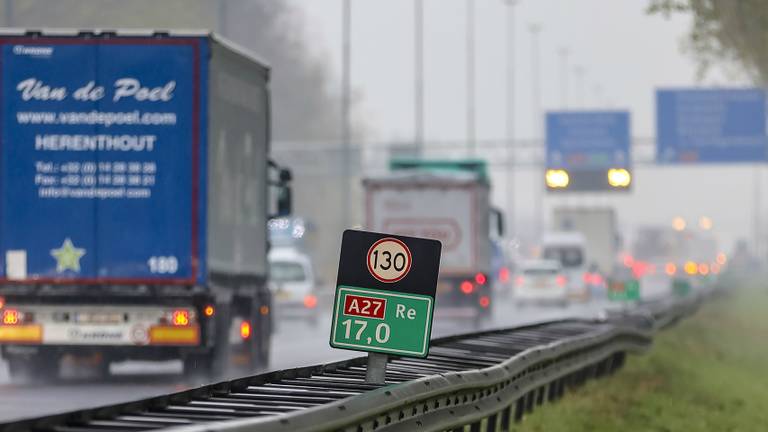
[268,247,319,324]
[542,232,590,301]
[514,260,569,306]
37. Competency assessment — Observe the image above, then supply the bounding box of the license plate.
[534,278,548,288]
[276,290,293,300]
[75,312,124,324]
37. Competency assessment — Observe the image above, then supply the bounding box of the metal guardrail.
[0,293,704,432]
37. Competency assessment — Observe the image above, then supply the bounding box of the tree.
[2,0,354,141]
[648,0,768,84]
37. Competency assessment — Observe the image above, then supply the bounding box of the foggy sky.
[293,0,761,252]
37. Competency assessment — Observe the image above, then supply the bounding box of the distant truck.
[363,159,504,324]
[0,31,291,379]
[552,207,618,274]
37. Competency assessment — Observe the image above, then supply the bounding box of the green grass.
[518,286,768,431]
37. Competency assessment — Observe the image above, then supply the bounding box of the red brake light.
[623,255,634,267]
[515,276,525,287]
[631,261,648,278]
[240,321,252,339]
[665,263,676,276]
[583,273,591,283]
[171,309,190,326]
[303,294,318,309]
[479,296,490,308]
[460,281,474,294]
[2,309,20,325]
[474,273,487,285]
[499,267,510,283]
[556,275,566,287]
[698,263,709,275]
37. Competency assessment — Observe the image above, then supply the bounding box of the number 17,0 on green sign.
[330,286,434,358]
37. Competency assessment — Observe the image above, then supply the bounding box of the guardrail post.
[365,352,388,384]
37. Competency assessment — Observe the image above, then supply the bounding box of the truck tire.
[210,302,232,380]
[256,312,271,369]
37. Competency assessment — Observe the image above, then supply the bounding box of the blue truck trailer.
[0,30,291,379]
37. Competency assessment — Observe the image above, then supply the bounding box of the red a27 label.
[343,295,386,319]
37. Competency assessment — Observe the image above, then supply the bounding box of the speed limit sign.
[331,230,441,358]
[367,237,412,283]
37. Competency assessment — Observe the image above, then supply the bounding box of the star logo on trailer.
[50,238,86,273]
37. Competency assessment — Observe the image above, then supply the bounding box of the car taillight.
[515,276,524,287]
[203,305,215,317]
[716,253,727,265]
[304,294,318,309]
[665,263,677,276]
[499,267,510,283]
[171,309,190,326]
[698,263,709,275]
[240,321,251,339]
[474,273,487,285]
[556,275,566,287]
[479,296,490,308]
[2,309,20,325]
[583,273,591,283]
[460,281,474,294]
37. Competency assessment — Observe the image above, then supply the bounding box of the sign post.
[330,230,441,384]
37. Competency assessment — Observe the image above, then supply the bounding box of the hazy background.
[0,0,761,278]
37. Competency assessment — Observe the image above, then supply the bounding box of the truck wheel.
[256,319,271,370]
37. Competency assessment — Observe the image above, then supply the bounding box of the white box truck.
[363,160,504,323]
[552,207,618,273]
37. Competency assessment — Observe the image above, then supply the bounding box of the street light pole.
[558,47,569,109]
[414,0,424,151]
[573,65,585,108]
[753,166,762,259]
[503,0,519,237]
[217,0,227,37]
[341,0,352,229]
[466,0,476,156]
[529,23,542,240]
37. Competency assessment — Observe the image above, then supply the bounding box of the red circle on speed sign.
[366,237,412,283]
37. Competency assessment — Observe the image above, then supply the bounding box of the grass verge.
[518,285,768,431]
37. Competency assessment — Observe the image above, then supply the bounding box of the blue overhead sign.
[546,111,630,169]
[657,89,767,163]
